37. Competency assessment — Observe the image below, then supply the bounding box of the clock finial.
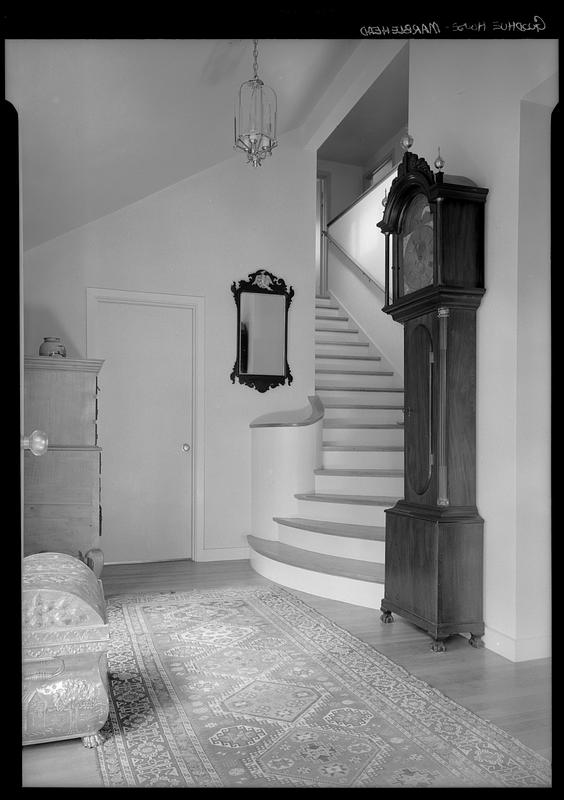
[401,133,414,151]
[434,147,445,172]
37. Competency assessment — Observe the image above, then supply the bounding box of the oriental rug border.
[95,585,551,788]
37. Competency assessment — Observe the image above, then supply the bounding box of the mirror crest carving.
[230,268,294,393]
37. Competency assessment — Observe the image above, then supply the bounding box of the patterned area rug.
[95,586,551,788]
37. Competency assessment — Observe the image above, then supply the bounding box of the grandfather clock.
[378,143,488,651]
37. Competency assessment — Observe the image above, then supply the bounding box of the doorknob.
[182,443,191,452]
[22,430,48,456]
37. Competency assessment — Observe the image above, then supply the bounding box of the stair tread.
[316,327,360,334]
[316,354,382,361]
[315,314,349,321]
[296,492,400,506]
[274,516,386,541]
[317,384,403,392]
[315,341,370,347]
[323,443,404,451]
[316,368,394,376]
[315,468,404,477]
[248,536,385,583]
[322,402,404,409]
[324,419,404,429]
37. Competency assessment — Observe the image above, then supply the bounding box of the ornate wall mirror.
[230,269,294,392]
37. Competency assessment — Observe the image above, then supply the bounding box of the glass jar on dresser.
[23,357,104,576]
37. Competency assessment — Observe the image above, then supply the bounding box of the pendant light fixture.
[234,39,278,167]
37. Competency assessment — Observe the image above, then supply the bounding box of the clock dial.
[400,193,434,295]
[403,225,434,292]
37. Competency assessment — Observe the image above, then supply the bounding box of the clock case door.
[378,151,488,648]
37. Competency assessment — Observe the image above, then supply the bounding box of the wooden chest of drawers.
[22,552,110,748]
[24,357,104,572]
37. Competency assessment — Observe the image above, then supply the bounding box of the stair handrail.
[250,395,324,429]
[322,230,386,297]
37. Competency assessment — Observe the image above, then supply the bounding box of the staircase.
[248,294,404,609]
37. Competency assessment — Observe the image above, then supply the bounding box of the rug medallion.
[95,586,551,788]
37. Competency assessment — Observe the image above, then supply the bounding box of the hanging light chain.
[252,40,259,79]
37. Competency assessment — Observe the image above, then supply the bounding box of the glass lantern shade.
[234,77,277,167]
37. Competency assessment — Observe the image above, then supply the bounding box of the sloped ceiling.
[317,44,409,167]
[6,38,359,251]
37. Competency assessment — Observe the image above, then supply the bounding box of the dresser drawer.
[24,449,101,556]
[25,369,97,445]
[24,448,100,505]
[23,504,100,556]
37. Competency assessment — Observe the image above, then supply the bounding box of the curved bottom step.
[274,516,385,561]
[248,535,384,610]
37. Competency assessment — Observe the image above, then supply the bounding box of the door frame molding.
[86,287,205,562]
[317,172,330,298]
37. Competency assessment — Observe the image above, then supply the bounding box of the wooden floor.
[22,559,552,787]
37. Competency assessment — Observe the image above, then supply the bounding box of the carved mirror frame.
[230,268,294,393]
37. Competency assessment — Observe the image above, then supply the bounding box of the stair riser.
[317,373,398,388]
[250,550,386,610]
[315,343,372,356]
[317,389,403,403]
[323,427,404,445]
[315,317,352,329]
[315,308,347,319]
[315,330,365,343]
[323,406,404,423]
[314,474,404,495]
[278,524,385,562]
[323,449,404,469]
[316,357,383,370]
[296,499,392,526]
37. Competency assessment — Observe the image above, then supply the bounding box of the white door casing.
[86,288,205,564]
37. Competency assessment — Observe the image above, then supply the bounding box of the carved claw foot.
[380,610,394,624]
[469,634,484,648]
[82,731,104,748]
[431,638,447,653]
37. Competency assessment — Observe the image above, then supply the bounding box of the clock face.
[400,193,434,295]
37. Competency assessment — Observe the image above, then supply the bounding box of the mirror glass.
[230,269,294,393]
[239,292,286,375]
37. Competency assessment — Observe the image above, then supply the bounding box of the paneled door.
[87,290,198,563]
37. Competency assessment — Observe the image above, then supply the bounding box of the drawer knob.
[22,430,48,456]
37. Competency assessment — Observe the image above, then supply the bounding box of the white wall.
[317,159,363,221]
[408,39,556,661]
[515,97,552,659]
[23,130,317,560]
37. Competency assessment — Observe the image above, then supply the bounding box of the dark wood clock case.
[378,150,488,651]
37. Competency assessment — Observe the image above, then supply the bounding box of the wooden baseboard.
[484,625,551,662]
